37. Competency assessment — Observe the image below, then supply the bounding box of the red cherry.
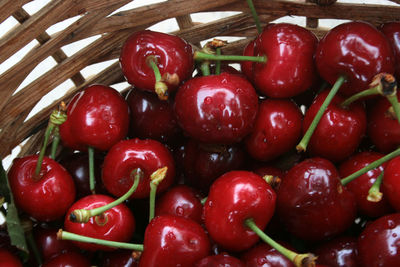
[241,242,296,267]
[195,253,245,267]
[382,156,400,211]
[0,248,23,267]
[204,171,276,252]
[120,30,193,95]
[241,39,256,81]
[59,84,129,151]
[358,213,400,267]
[245,99,303,162]
[102,138,175,199]
[380,22,400,81]
[174,72,258,144]
[138,215,210,267]
[339,151,393,217]
[42,251,91,267]
[252,23,317,98]
[313,236,359,267]
[316,21,395,96]
[8,155,76,222]
[155,185,203,224]
[276,158,356,241]
[64,194,135,251]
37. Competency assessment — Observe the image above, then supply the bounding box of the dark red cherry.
[276,158,357,241]
[195,253,245,267]
[174,72,258,144]
[302,90,367,162]
[358,213,400,267]
[252,23,317,98]
[245,99,303,162]
[380,22,400,80]
[101,250,138,267]
[313,236,359,267]
[241,39,256,81]
[138,215,210,267]
[155,185,203,224]
[241,242,295,267]
[102,138,175,199]
[8,155,76,222]
[204,171,276,252]
[59,84,129,151]
[64,194,135,251]
[382,156,400,211]
[316,21,395,96]
[42,251,91,267]
[339,151,393,218]
[0,248,23,267]
[120,30,193,95]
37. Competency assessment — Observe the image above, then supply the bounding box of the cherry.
[276,158,356,242]
[120,30,194,99]
[174,72,259,144]
[8,155,76,222]
[155,185,203,224]
[241,39,256,81]
[380,22,400,81]
[195,253,245,266]
[0,248,23,267]
[313,236,359,267]
[101,250,139,267]
[245,98,303,162]
[125,88,181,143]
[64,194,135,251]
[241,242,296,267]
[41,251,91,267]
[358,213,400,267]
[204,171,276,252]
[138,215,210,267]
[102,138,175,199]
[339,151,393,217]
[382,156,400,211]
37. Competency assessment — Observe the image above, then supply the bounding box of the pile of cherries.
[3,18,400,267]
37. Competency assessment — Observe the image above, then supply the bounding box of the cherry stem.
[69,168,143,223]
[244,218,316,267]
[341,147,400,186]
[146,55,168,100]
[200,61,211,76]
[340,87,379,108]
[215,48,222,75]
[200,197,207,205]
[34,123,54,179]
[50,127,60,159]
[386,94,400,124]
[26,230,42,265]
[88,146,95,194]
[367,171,384,202]
[194,51,267,63]
[57,229,144,251]
[246,0,262,33]
[296,75,346,152]
[149,167,168,222]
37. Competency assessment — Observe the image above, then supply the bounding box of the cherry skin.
[276,158,357,242]
[302,90,367,162]
[358,213,400,267]
[252,23,317,98]
[245,98,303,162]
[241,39,256,82]
[313,236,359,267]
[139,215,210,267]
[125,88,181,143]
[59,84,129,151]
[8,155,76,222]
[42,251,91,267]
[120,30,193,95]
[195,253,245,267]
[204,170,276,252]
[102,138,175,199]
[380,22,400,80]
[174,72,259,144]
[155,185,203,224]
[339,151,393,218]
[0,248,23,267]
[382,156,400,211]
[315,21,395,96]
[241,242,296,267]
[64,194,135,251]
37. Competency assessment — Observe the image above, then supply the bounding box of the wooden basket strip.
[0,1,131,117]
[15,129,45,161]
[0,0,31,24]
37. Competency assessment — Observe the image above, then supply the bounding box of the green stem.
[34,123,55,179]
[215,48,221,75]
[296,75,346,152]
[70,169,143,223]
[244,218,315,267]
[341,147,400,185]
[200,61,211,76]
[27,231,42,265]
[149,182,157,222]
[194,51,266,63]
[88,146,95,194]
[58,230,144,251]
[50,126,60,160]
[386,94,400,124]
[246,0,262,33]
[200,197,207,205]
[146,56,162,82]
[149,167,168,222]
[340,86,379,108]
[367,171,384,202]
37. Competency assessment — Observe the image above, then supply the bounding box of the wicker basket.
[1,0,400,165]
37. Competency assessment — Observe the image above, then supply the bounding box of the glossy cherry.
[245,98,303,162]
[0,248,23,267]
[195,253,244,267]
[241,242,296,267]
[59,84,129,151]
[251,23,317,98]
[174,72,258,144]
[102,138,175,199]
[155,185,203,224]
[382,156,400,211]
[313,236,359,267]
[276,158,356,241]
[204,171,276,252]
[358,213,400,267]
[42,251,91,267]
[120,30,193,98]
[380,22,400,80]
[8,155,76,222]
[64,194,135,251]
[339,151,393,217]
[315,21,395,97]
[138,215,210,267]
[241,39,256,82]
